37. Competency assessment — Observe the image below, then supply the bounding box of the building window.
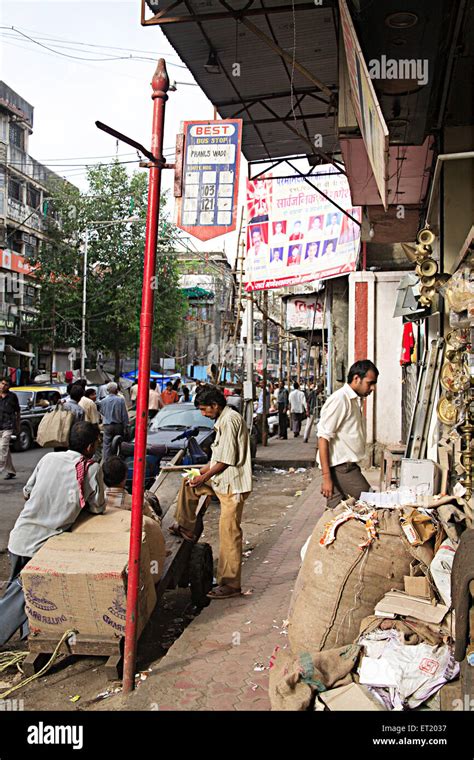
[23,286,36,307]
[8,177,22,202]
[27,185,40,209]
[9,122,24,150]
[0,114,7,143]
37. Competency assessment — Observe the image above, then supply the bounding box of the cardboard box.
[318,683,387,711]
[404,560,432,600]
[21,532,156,639]
[399,458,441,496]
[404,574,431,600]
[72,507,166,584]
[374,590,449,624]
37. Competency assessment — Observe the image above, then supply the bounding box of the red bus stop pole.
[123,59,169,694]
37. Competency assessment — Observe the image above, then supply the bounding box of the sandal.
[206,585,242,600]
[168,524,196,543]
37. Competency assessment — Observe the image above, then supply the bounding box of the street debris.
[253,663,267,672]
[69,695,81,703]
[242,589,254,596]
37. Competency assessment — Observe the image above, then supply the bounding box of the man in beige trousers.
[170,384,252,600]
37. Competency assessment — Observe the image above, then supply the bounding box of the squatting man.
[317,360,378,508]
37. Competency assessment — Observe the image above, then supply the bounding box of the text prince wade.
[27,722,83,750]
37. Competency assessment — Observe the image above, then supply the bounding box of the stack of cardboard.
[21,508,164,640]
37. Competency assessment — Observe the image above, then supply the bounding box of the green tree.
[29,162,186,378]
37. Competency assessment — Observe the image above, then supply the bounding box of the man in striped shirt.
[170,385,252,599]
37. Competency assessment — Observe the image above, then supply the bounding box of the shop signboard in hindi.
[286,296,325,331]
[245,167,362,292]
[176,120,242,242]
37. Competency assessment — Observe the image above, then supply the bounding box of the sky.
[0,0,245,260]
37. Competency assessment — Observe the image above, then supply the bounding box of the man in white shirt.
[288,381,306,438]
[79,387,100,424]
[148,380,163,419]
[0,422,104,645]
[317,360,378,508]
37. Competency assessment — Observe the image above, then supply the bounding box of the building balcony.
[6,197,43,231]
[7,144,58,188]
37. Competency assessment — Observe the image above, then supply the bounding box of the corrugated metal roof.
[145,0,338,162]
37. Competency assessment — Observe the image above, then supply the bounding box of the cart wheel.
[189,543,213,608]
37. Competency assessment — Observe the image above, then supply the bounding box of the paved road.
[0,446,47,551]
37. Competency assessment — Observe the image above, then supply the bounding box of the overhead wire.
[0,24,185,61]
[0,26,187,66]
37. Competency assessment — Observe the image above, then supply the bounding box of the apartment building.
[0,81,66,380]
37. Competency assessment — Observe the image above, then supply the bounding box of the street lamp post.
[80,217,140,378]
[80,230,88,379]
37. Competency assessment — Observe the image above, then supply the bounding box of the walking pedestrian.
[169,385,252,600]
[161,381,179,405]
[0,377,20,480]
[288,381,306,437]
[179,386,190,403]
[130,380,139,407]
[255,382,269,443]
[148,380,162,419]
[277,381,289,439]
[0,422,104,645]
[317,359,378,508]
[303,380,324,443]
[97,382,129,461]
[62,384,85,422]
[79,387,100,425]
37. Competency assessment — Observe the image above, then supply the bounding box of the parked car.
[10,385,67,451]
[146,403,216,457]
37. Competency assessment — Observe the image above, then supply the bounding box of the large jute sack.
[269,643,360,711]
[288,504,434,654]
[36,404,74,448]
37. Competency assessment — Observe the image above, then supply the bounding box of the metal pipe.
[123,58,169,695]
[262,290,268,446]
[80,230,88,379]
[425,152,474,228]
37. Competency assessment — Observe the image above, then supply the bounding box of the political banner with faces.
[244,166,361,292]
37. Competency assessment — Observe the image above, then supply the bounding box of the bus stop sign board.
[176,119,242,242]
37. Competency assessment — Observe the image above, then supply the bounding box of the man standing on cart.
[169,385,252,600]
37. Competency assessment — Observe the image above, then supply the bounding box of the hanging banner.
[244,167,361,292]
[286,295,325,331]
[176,119,242,242]
[339,0,389,210]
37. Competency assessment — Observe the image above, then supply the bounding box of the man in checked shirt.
[170,384,252,600]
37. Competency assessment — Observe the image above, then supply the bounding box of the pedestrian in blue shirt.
[97,382,129,461]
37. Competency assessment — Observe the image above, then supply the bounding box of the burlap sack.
[288,505,433,654]
[269,643,360,711]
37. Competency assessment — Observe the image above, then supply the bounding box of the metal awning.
[143,0,339,164]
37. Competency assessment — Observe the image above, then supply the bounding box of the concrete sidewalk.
[255,428,318,469]
[106,470,325,712]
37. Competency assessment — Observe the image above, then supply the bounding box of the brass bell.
[418,258,438,278]
[417,228,435,246]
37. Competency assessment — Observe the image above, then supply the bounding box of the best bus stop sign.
[176,120,242,242]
